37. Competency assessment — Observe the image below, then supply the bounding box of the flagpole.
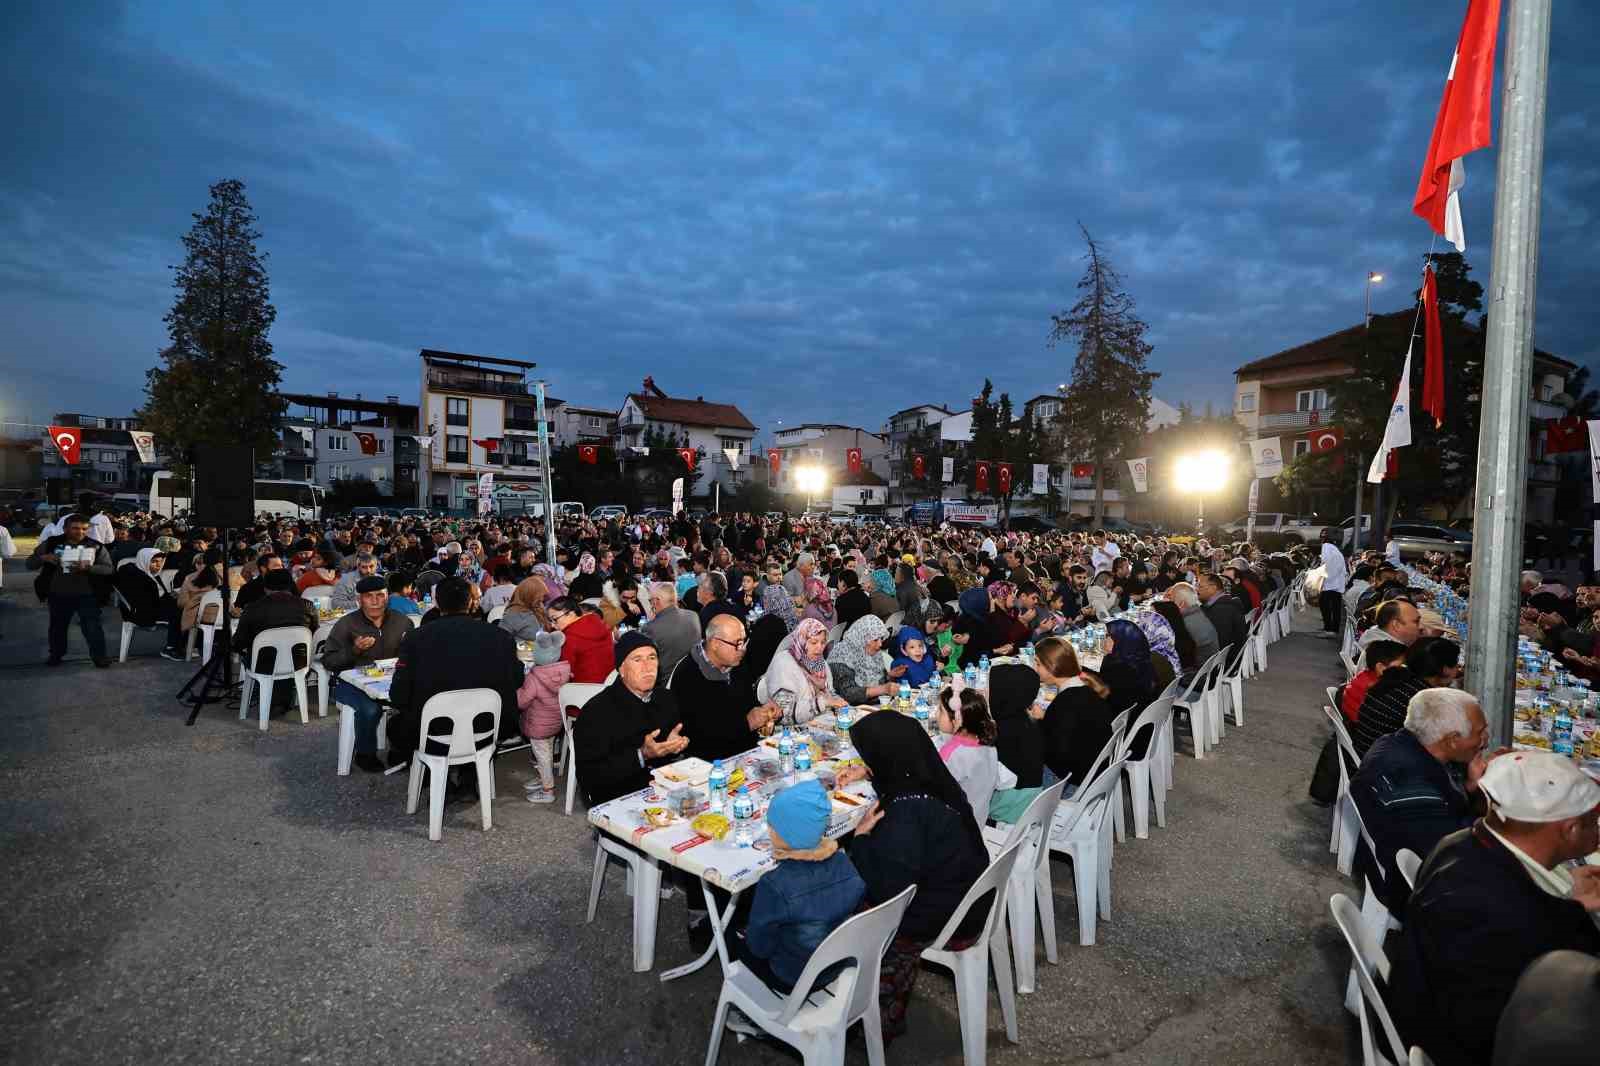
[535,380,558,565]
[1464,0,1551,746]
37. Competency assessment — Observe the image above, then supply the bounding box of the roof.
[562,404,617,417]
[420,349,537,370]
[1236,312,1579,377]
[886,403,952,420]
[833,468,888,487]
[626,393,756,432]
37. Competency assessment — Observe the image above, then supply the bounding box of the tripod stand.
[176,525,238,725]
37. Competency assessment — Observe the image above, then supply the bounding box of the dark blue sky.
[3,1,1597,441]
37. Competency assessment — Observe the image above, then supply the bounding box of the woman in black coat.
[984,662,1045,789]
[1032,636,1118,793]
[113,548,185,656]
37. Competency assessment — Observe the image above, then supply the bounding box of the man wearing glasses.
[670,609,781,761]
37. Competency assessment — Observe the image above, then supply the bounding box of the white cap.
[1480,752,1600,823]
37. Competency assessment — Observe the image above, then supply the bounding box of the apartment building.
[616,377,757,500]
[554,404,618,450]
[419,350,557,512]
[40,413,147,498]
[769,424,888,500]
[277,393,419,500]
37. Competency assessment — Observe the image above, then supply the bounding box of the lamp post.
[1365,271,1384,328]
[795,465,826,514]
[1174,450,1229,537]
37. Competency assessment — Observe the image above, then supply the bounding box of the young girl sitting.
[934,681,1017,825]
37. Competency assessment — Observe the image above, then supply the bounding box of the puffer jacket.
[560,612,615,684]
[517,660,572,740]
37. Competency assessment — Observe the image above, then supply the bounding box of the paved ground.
[0,588,1362,1065]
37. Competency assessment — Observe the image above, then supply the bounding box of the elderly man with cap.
[324,573,414,773]
[573,630,688,806]
[670,609,781,762]
[1389,751,1600,1066]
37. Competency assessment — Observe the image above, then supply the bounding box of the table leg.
[659,881,742,983]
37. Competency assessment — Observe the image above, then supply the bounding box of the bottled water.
[777,728,795,778]
[708,759,728,813]
[794,743,813,778]
[835,704,853,739]
[1021,643,1035,666]
[964,663,979,688]
[978,654,990,689]
[913,695,933,737]
[898,680,913,713]
[731,786,755,846]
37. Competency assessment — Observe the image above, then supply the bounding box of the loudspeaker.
[190,444,256,528]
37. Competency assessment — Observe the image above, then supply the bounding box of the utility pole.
[535,380,558,565]
[1464,0,1552,745]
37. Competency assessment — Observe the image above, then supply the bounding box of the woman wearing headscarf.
[114,548,187,657]
[868,567,899,621]
[497,576,550,641]
[836,712,991,1044]
[1098,618,1159,757]
[985,661,1045,791]
[801,573,836,628]
[763,617,846,724]
[983,581,1028,655]
[826,615,900,704]
[1129,607,1181,681]
[760,582,799,633]
[532,562,567,602]
[736,585,795,689]
[889,626,937,687]
[567,553,604,601]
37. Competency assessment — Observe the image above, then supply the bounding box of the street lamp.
[1365,271,1384,327]
[794,465,827,513]
[1174,449,1229,536]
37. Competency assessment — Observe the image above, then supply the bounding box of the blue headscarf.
[1104,618,1156,697]
[890,626,937,686]
[870,568,897,597]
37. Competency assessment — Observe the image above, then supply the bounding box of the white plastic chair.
[1173,649,1224,758]
[983,778,1068,994]
[404,688,502,841]
[1216,636,1251,734]
[1341,648,1359,679]
[113,586,167,662]
[1115,696,1175,840]
[1046,757,1128,946]
[704,885,915,1066]
[1341,794,1396,1016]
[558,682,605,814]
[1330,893,1410,1066]
[920,838,1025,1065]
[1323,704,1362,876]
[1394,848,1421,893]
[238,626,312,731]
[184,588,224,662]
[310,634,334,723]
[485,603,508,624]
[334,670,390,776]
[301,585,335,603]
[587,835,664,973]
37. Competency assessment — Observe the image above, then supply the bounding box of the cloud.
[1,0,1596,436]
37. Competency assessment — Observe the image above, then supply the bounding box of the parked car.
[590,504,628,521]
[400,507,432,519]
[1216,512,1333,548]
[348,506,384,518]
[1339,516,1473,559]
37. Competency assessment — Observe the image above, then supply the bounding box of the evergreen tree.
[141,179,286,471]
[1049,226,1158,525]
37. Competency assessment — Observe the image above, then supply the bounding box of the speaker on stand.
[176,444,256,724]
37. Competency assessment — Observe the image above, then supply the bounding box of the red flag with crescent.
[997,463,1012,494]
[353,431,379,455]
[578,444,598,465]
[1071,462,1094,479]
[1307,426,1344,453]
[768,449,780,476]
[49,426,82,465]
[912,454,926,480]
[974,461,989,492]
[473,438,499,453]
[846,447,862,475]
[678,447,696,470]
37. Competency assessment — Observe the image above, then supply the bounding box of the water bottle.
[913,695,933,737]
[794,742,813,779]
[898,680,912,713]
[731,786,755,846]
[836,704,853,739]
[777,727,795,778]
[1021,643,1035,666]
[963,663,978,689]
[978,654,990,689]
[708,759,728,813]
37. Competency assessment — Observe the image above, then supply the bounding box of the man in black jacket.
[1196,571,1247,669]
[574,631,688,805]
[670,612,779,762]
[233,568,317,674]
[1389,753,1600,1066]
[28,514,115,667]
[387,576,524,772]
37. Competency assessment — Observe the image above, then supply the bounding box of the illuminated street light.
[794,465,827,512]
[1174,449,1230,534]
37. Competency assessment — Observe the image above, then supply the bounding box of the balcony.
[426,370,531,397]
[1258,409,1334,432]
[445,451,469,465]
[503,418,549,433]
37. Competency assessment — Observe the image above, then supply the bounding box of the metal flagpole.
[1464,0,1551,746]
[1353,454,1365,554]
[535,380,558,565]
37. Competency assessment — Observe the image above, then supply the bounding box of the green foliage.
[631,425,704,506]
[140,179,286,472]
[1141,411,1249,524]
[965,381,1058,516]
[1049,225,1158,524]
[326,477,384,511]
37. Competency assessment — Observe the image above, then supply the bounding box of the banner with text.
[942,456,955,483]
[130,431,157,464]
[476,472,494,515]
[1032,464,1048,495]
[1125,457,1149,493]
[1249,437,1284,480]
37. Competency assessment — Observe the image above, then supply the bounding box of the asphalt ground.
[0,587,1363,1065]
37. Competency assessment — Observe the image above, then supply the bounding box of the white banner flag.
[1249,437,1284,480]
[477,472,494,515]
[1032,464,1048,495]
[1587,420,1600,500]
[1125,457,1149,493]
[672,477,684,515]
[412,435,434,450]
[1367,344,1414,482]
[942,456,955,483]
[129,431,157,464]
[1248,478,1260,511]
[723,447,742,471]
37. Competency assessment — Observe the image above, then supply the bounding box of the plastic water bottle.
[898,680,912,713]
[708,760,728,813]
[836,704,853,739]
[777,728,795,778]
[978,654,990,689]
[794,742,813,779]
[963,662,978,688]
[731,786,755,846]
[913,695,933,737]
[1021,643,1035,666]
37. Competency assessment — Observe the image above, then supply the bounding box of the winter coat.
[518,660,573,740]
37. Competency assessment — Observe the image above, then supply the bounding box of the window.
[99,470,118,483]
[1293,439,1311,457]
[445,397,469,426]
[718,437,745,454]
[100,450,120,462]
[1539,382,1555,401]
[1296,389,1328,412]
[326,435,348,451]
[372,467,387,482]
[446,435,469,463]
[1237,394,1256,412]
[587,415,602,428]
[377,438,386,453]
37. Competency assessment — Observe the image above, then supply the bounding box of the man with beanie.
[573,631,687,805]
[725,777,865,1012]
[326,574,420,773]
[1389,751,1600,1066]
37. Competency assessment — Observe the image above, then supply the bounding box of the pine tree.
[1049,226,1159,525]
[141,179,286,471]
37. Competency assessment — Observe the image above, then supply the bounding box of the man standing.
[670,611,780,761]
[323,575,412,772]
[28,514,114,667]
[1318,529,1347,638]
[387,576,525,775]
[1090,530,1120,575]
[1196,571,1247,669]
[574,632,689,805]
[642,581,700,689]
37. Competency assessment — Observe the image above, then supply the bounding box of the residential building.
[419,350,555,512]
[830,469,889,513]
[1234,313,1577,522]
[769,424,888,499]
[276,393,419,500]
[0,437,41,492]
[882,403,954,508]
[616,376,757,500]
[554,404,618,450]
[40,413,146,500]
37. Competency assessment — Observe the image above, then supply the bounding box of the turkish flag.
[1421,266,1446,428]
[678,447,696,470]
[974,461,989,492]
[474,438,499,453]
[1413,0,1502,251]
[578,445,598,465]
[846,447,862,475]
[768,449,780,476]
[353,431,379,455]
[997,463,1012,494]
[912,455,926,480]
[1307,426,1344,453]
[1071,462,1094,479]
[1547,415,1588,454]
[49,425,82,465]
